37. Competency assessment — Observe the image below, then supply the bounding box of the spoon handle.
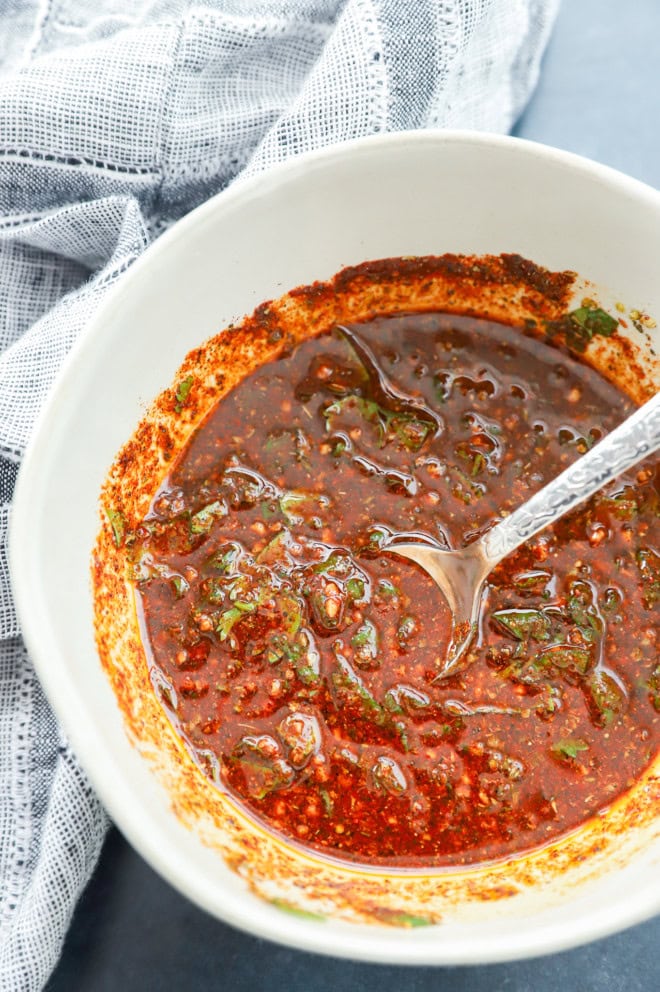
[481,390,660,564]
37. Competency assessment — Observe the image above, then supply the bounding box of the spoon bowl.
[387,540,490,677]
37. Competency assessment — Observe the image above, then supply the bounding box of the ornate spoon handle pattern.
[482,391,660,565]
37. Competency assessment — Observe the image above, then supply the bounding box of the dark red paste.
[128,311,659,867]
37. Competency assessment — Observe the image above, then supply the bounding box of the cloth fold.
[0,2,559,988]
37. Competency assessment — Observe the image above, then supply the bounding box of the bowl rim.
[9,129,660,964]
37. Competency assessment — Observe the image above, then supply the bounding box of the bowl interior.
[10,132,660,964]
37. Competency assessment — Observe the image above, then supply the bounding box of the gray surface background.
[46,0,660,988]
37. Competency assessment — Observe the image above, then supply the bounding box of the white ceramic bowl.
[10,132,660,964]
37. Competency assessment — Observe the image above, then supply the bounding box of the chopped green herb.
[647,664,660,712]
[170,574,189,599]
[277,590,304,637]
[585,668,626,725]
[346,577,366,601]
[310,551,351,577]
[636,547,660,609]
[190,500,227,535]
[255,530,290,566]
[351,619,377,648]
[270,899,325,922]
[294,630,321,684]
[264,428,311,467]
[535,645,592,676]
[375,910,435,928]
[331,653,388,727]
[202,576,228,605]
[279,490,328,524]
[569,305,618,339]
[597,492,638,521]
[492,609,552,642]
[566,580,603,643]
[323,395,381,433]
[376,578,398,600]
[547,304,619,353]
[174,375,194,412]
[106,506,126,547]
[264,631,296,665]
[296,664,320,685]
[471,452,486,476]
[600,586,623,616]
[552,738,589,761]
[261,502,279,520]
[324,394,432,452]
[206,543,241,574]
[535,684,562,720]
[365,526,392,552]
[513,570,552,592]
[391,416,433,452]
[331,435,349,456]
[216,601,256,640]
[351,619,379,668]
[503,653,553,686]
[231,735,295,799]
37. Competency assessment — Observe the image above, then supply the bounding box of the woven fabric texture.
[0,1,559,988]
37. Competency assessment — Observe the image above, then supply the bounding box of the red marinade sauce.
[131,312,660,868]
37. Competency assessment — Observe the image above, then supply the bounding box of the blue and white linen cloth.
[0,2,559,988]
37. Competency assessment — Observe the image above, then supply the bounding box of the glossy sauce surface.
[130,312,659,867]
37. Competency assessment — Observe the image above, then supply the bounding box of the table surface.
[46,1,660,989]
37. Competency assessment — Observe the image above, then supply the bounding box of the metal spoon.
[388,390,660,679]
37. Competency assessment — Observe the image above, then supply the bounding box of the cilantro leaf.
[585,669,627,725]
[552,738,589,761]
[492,609,552,642]
[106,506,126,547]
[216,601,256,640]
[190,500,228,535]
[636,547,660,609]
[569,306,618,339]
[174,375,194,412]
